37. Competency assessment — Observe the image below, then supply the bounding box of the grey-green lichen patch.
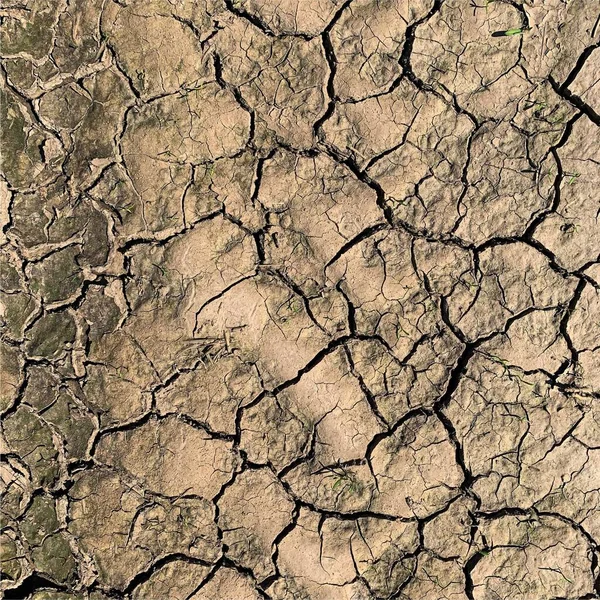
[38,83,93,131]
[0,0,60,60]
[28,247,85,305]
[0,88,63,190]
[68,68,135,188]
[31,533,78,584]
[0,532,23,582]
[36,391,95,460]
[20,494,60,547]
[0,341,23,412]
[2,407,60,488]
[1,290,40,340]
[24,311,76,360]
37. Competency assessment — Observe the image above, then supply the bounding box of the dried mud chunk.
[236,0,340,35]
[444,354,592,513]
[1,460,32,522]
[85,330,157,426]
[3,57,37,92]
[322,79,421,169]
[190,568,262,600]
[68,469,220,589]
[132,560,211,600]
[276,348,384,464]
[37,393,94,461]
[79,283,124,343]
[124,216,257,376]
[102,0,214,99]
[328,228,445,359]
[453,122,555,244]
[96,415,237,498]
[522,0,600,83]
[7,192,51,249]
[473,515,595,599]
[31,533,78,584]
[533,118,600,271]
[22,368,95,460]
[218,468,295,580]
[370,414,463,518]
[412,0,530,118]
[20,494,59,547]
[156,356,261,435]
[216,18,328,148]
[0,253,22,292]
[258,151,384,294]
[123,83,250,163]
[283,461,376,514]
[330,0,433,101]
[351,518,419,597]
[478,309,569,373]
[347,332,463,425]
[447,242,577,341]
[400,553,467,600]
[240,394,310,471]
[84,364,150,427]
[37,83,92,131]
[1,288,39,341]
[2,407,60,488]
[365,94,473,235]
[51,0,104,74]
[195,276,331,387]
[272,509,370,600]
[69,68,135,187]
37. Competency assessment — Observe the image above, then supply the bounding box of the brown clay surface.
[1,0,600,598]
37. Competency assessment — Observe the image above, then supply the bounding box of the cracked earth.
[1,0,600,598]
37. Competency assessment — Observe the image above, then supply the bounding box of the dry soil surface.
[1,0,600,599]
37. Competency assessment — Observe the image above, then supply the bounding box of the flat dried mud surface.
[1,0,600,599]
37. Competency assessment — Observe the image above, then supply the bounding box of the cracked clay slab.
[1,0,600,599]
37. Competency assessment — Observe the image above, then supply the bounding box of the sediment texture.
[1,0,600,599]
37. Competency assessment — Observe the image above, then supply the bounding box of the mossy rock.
[25,312,76,360]
[20,494,60,547]
[32,533,77,584]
